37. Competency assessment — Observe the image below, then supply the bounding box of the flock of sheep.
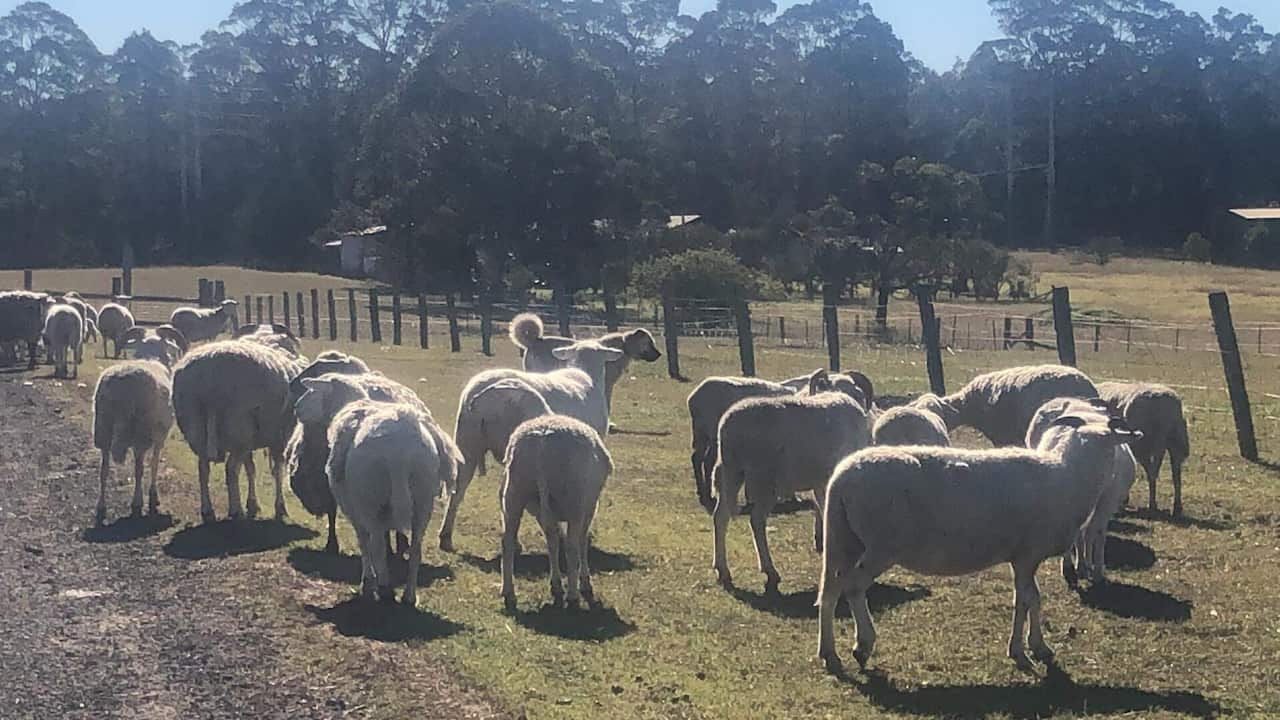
[0,287,1192,678]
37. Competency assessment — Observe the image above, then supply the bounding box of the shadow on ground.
[163,519,317,560]
[1102,535,1157,571]
[848,663,1219,719]
[305,597,465,643]
[1078,579,1192,622]
[730,581,930,620]
[1122,507,1234,531]
[81,513,175,543]
[1106,518,1150,536]
[457,545,638,577]
[287,547,453,587]
[512,601,636,642]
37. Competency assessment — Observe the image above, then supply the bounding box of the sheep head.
[621,328,662,362]
[295,374,370,426]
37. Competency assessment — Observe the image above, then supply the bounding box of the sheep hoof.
[566,596,581,611]
[1032,644,1056,663]
[1173,504,1184,518]
[820,652,844,676]
[502,593,517,614]
[228,509,244,522]
[274,506,288,521]
[324,538,340,555]
[764,577,781,596]
[550,589,565,608]
[852,647,871,672]
[1012,653,1038,675]
[401,591,417,608]
[201,510,217,524]
[94,507,106,527]
[148,498,160,515]
[1061,562,1079,591]
[715,568,732,588]
[130,504,143,519]
[377,585,396,604]
[245,503,259,520]
[438,535,455,553]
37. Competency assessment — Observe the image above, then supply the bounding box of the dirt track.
[0,372,507,720]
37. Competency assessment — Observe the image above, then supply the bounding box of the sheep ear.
[601,346,624,359]
[299,377,326,392]
[271,323,296,340]
[1051,415,1087,429]
[551,346,575,360]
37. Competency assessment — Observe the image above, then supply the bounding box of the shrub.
[504,264,538,308]
[1004,258,1038,300]
[630,248,784,303]
[1087,236,1124,265]
[953,238,1010,300]
[1182,232,1211,262]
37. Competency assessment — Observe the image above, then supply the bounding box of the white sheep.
[508,312,662,413]
[871,404,950,447]
[1096,381,1190,517]
[43,303,83,379]
[925,364,1098,446]
[816,411,1141,675]
[233,323,303,358]
[1026,397,1137,586]
[711,370,872,593]
[52,293,97,365]
[490,382,613,611]
[442,339,622,552]
[97,302,136,358]
[93,331,185,525]
[169,299,239,343]
[295,374,462,606]
[780,370,875,411]
[0,290,51,369]
[171,339,304,522]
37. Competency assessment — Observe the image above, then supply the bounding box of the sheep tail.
[204,406,221,462]
[508,313,544,350]
[95,409,129,464]
[815,488,864,607]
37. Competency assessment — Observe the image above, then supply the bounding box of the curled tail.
[508,313,545,350]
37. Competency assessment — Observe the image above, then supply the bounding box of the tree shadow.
[1106,518,1150,536]
[287,547,453,587]
[1078,579,1192,622]
[457,545,638,578]
[1123,507,1234,532]
[305,597,465,644]
[511,601,636,642]
[609,428,672,437]
[729,581,930,620]
[1103,535,1156,571]
[163,519,317,560]
[81,513,175,544]
[850,663,1219,719]
[738,495,814,516]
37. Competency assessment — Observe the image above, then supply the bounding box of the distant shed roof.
[667,214,702,229]
[1230,208,1280,220]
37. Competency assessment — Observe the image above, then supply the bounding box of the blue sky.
[3,0,1278,71]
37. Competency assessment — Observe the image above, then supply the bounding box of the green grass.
[38,255,1280,717]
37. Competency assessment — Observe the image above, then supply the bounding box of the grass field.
[15,257,1280,718]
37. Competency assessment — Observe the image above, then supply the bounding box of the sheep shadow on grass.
[849,662,1220,719]
[511,601,636,642]
[305,597,465,644]
[457,545,639,578]
[286,547,453,588]
[1106,518,1150,536]
[1122,507,1234,532]
[729,582,930,620]
[81,513,175,543]
[163,519,317,560]
[1077,579,1192,622]
[1101,535,1157,571]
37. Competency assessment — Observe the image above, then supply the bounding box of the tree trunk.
[875,286,891,329]
[554,286,572,336]
[602,276,619,333]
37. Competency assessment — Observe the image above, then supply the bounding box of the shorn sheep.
[169,299,240,343]
[0,290,51,369]
[443,339,622,551]
[871,404,950,447]
[97,302,136,358]
[926,364,1098,446]
[1097,381,1190,516]
[93,329,186,525]
[482,381,613,611]
[42,303,83,379]
[171,339,304,522]
[1026,397,1137,586]
[295,374,462,605]
[712,370,872,593]
[816,410,1141,675]
[508,312,662,413]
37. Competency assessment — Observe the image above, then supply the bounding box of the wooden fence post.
[991,319,998,350]
[662,294,681,379]
[907,318,914,344]
[1003,318,1012,350]
[392,293,403,346]
[198,279,212,306]
[480,294,493,356]
[213,281,225,303]
[327,290,337,341]
[417,294,429,349]
[282,293,291,330]
[1126,322,1132,352]
[916,289,946,395]
[1024,317,1034,350]
[121,242,134,297]
[822,283,840,372]
[1052,286,1076,366]
[778,316,787,344]
[369,289,382,343]
[296,292,306,336]
[1175,327,1180,352]
[310,289,319,340]
[734,300,756,377]
[1093,324,1101,352]
[111,277,122,298]
[1209,292,1258,461]
[267,294,275,324]
[245,295,252,324]
[255,296,264,325]
[445,293,461,352]
[22,270,32,290]
[347,289,358,341]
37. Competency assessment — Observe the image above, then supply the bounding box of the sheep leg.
[1144,449,1163,512]
[1170,452,1183,518]
[711,466,739,587]
[564,516,587,609]
[353,527,377,601]
[438,459,477,552]
[130,448,146,517]
[325,510,340,555]
[749,497,781,594]
[699,444,718,511]
[270,448,288,520]
[95,449,110,527]
[691,446,707,509]
[147,445,161,514]
[225,453,245,520]
[500,492,525,613]
[198,458,216,523]
[368,529,394,603]
[577,505,598,604]
[243,452,260,519]
[402,510,427,608]
[1009,561,1046,673]
[1025,565,1053,663]
[1088,520,1108,584]
[539,515,564,608]
[811,488,825,553]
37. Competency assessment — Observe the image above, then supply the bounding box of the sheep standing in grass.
[0,290,51,369]
[711,371,872,593]
[925,365,1098,446]
[871,404,950,447]
[93,331,185,525]
[170,299,239,343]
[1096,381,1190,517]
[43,303,83,379]
[295,374,461,605]
[234,323,303,358]
[171,339,304,522]
[1026,397,1137,586]
[53,293,97,365]
[97,302,135,358]
[816,411,1141,675]
[443,340,622,551]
